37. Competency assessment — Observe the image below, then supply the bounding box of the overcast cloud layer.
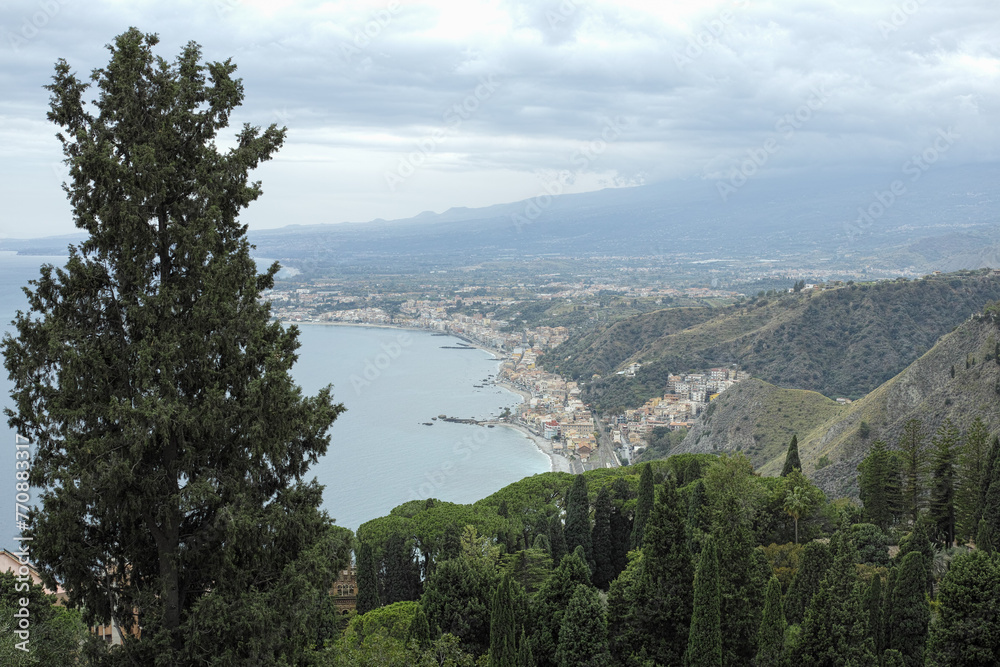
[1,0,998,237]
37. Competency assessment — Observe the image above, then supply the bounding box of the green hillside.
[543,270,1000,412]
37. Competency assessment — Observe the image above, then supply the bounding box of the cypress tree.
[794,532,875,666]
[882,566,898,651]
[882,649,905,667]
[888,551,930,667]
[517,630,534,667]
[685,536,722,667]
[687,478,709,552]
[549,514,567,565]
[380,532,422,605]
[859,440,899,531]
[489,573,518,667]
[976,518,993,553]
[781,435,802,476]
[609,476,633,577]
[442,523,463,561]
[555,584,612,667]
[898,522,935,595]
[926,549,1000,666]
[564,475,593,569]
[356,541,381,614]
[755,576,788,667]
[864,572,886,656]
[407,603,432,649]
[591,485,615,590]
[631,463,655,549]
[640,477,695,666]
[715,507,767,665]
[929,418,959,547]
[529,549,592,667]
[784,541,832,625]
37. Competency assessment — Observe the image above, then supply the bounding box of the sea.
[0,252,549,550]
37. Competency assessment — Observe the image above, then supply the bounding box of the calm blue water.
[0,254,548,548]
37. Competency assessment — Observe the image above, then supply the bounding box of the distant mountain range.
[6,163,1000,278]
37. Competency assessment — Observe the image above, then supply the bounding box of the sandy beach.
[491,422,573,474]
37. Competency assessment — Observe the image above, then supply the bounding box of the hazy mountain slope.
[547,271,1000,411]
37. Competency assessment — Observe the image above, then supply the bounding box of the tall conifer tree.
[781,435,802,476]
[685,536,722,667]
[591,485,615,589]
[929,418,959,546]
[755,576,788,667]
[888,551,930,667]
[631,462,655,548]
[564,475,593,569]
[955,417,989,540]
[357,541,381,614]
[1,30,354,662]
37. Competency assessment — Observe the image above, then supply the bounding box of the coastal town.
[265,284,751,470]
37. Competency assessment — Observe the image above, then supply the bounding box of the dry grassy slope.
[673,313,1000,498]
[674,378,846,473]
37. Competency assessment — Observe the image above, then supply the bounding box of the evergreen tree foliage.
[631,463,655,549]
[609,476,633,576]
[1,28,353,664]
[925,549,1000,666]
[794,532,875,666]
[850,523,890,566]
[715,513,766,665]
[442,523,463,561]
[517,630,534,667]
[381,533,422,605]
[929,418,959,547]
[591,485,615,590]
[881,649,905,667]
[549,514,568,565]
[0,571,90,666]
[784,541,832,625]
[863,572,885,656]
[529,549,592,667]
[555,584,612,667]
[897,521,935,595]
[685,536,722,667]
[755,576,788,667]
[407,604,432,649]
[357,541,381,614]
[687,478,710,552]
[898,419,927,524]
[976,518,993,553]
[502,547,552,595]
[564,475,593,570]
[882,566,898,652]
[639,477,695,666]
[982,436,1000,552]
[781,435,802,476]
[420,556,498,657]
[955,417,989,540]
[887,551,930,667]
[606,553,646,666]
[489,573,518,667]
[858,440,903,531]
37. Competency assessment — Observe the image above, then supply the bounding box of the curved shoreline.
[290,320,569,475]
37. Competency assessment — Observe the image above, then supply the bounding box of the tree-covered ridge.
[333,453,1000,665]
[544,271,1000,411]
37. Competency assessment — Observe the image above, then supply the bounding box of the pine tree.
[407,603,432,649]
[685,536,722,667]
[982,437,1000,552]
[357,541,381,614]
[781,435,802,476]
[929,418,959,547]
[882,649,905,667]
[1,28,353,664]
[555,584,612,667]
[955,417,989,541]
[864,572,886,656]
[888,551,930,667]
[784,541,832,625]
[859,440,902,531]
[564,475,593,570]
[639,477,695,665]
[756,576,788,667]
[899,419,927,524]
[631,463,655,549]
[925,549,1000,666]
[976,518,993,553]
[591,485,615,590]
[442,523,463,561]
[489,573,518,667]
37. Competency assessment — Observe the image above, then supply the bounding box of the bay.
[0,254,549,549]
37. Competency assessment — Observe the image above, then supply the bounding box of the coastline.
[288,319,572,475]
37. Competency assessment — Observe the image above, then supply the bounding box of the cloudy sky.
[1,0,998,238]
